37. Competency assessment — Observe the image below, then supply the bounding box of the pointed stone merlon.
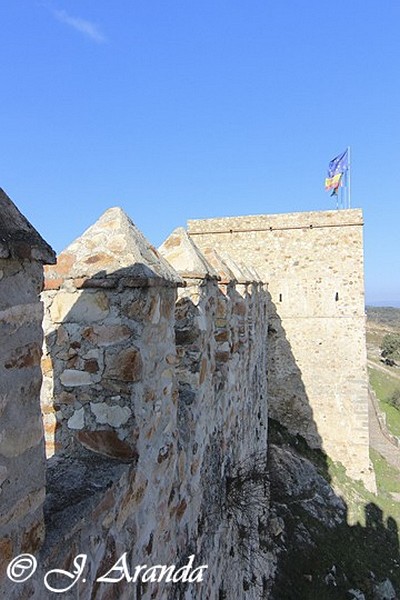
[0,188,56,264]
[41,207,181,462]
[217,253,253,286]
[199,247,237,285]
[158,227,220,282]
[0,189,56,559]
[44,207,183,291]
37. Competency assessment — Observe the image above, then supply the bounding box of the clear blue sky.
[1,0,399,303]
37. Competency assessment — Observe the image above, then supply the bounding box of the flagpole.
[347,145,351,208]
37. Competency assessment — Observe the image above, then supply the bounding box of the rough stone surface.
[1,202,378,599]
[159,227,219,280]
[44,206,182,285]
[0,188,56,264]
[189,209,375,490]
[35,211,272,599]
[60,369,92,387]
[90,402,131,427]
[0,191,54,595]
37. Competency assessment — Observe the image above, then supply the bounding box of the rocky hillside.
[268,420,400,600]
[268,307,400,599]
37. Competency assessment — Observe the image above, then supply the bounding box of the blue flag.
[325,149,349,193]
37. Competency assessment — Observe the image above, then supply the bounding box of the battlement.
[0,193,375,598]
[189,208,363,233]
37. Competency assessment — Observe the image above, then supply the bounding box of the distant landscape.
[367,301,400,309]
[366,305,400,331]
[366,304,400,421]
[366,305,400,512]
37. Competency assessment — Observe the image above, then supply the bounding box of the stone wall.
[41,207,182,461]
[188,209,375,490]
[24,211,273,599]
[1,199,375,598]
[0,189,56,588]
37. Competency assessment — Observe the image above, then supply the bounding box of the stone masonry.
[41,207,182,460]
[29,208,272,599]
[0,189,56,586]
[188,209,375,490]
[0,193,375,599]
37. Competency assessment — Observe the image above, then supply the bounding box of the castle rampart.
[33,209,272,599]
[0,193,376,598]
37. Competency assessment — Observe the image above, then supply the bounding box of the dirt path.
[367,359,400,382]
[368,390,400,471]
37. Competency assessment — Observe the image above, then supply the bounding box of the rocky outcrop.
[268,421,399,600]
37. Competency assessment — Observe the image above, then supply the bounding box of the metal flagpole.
[340,173,344,209]
[347,145,351,208]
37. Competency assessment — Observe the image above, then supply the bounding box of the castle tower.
[188,209,375,490]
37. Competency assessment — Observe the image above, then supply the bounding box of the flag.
[325,149,349,194]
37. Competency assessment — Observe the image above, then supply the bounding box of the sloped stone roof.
[0,188,56,263]
[159,227,219,280]
[45,207,183,287]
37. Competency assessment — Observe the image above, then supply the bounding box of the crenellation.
[0,191,375,598]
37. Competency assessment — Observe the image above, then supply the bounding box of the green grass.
[370,448,400,497]
[369,367,400,437]
[368,366,400,437]
[366,366,400,521]
[368,366,399,401]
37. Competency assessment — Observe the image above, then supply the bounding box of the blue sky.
[1,1,399,303]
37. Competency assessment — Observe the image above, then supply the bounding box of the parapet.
[158,227,219,281]
[44,207,183,290]
[188,208,364,235]
[41,208,183,459]
[0,188,56,264]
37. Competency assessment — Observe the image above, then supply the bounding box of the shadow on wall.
[41,261,275,599]
[173,274,271,597]
[42,264,178,545]
[39,265,400,600]
[266,298,322,447]
[266,301,400,599]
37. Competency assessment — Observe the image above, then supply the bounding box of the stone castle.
[0,188,373,599]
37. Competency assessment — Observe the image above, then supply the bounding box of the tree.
[380,333,400,364]
[388,388,400,411]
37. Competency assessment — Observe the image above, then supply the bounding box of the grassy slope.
[367,306,400,439]
[368,366,400,437]
[365,308,400,520]
[366,306,400,330]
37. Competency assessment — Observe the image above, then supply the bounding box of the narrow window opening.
[279,293,282,302]
[335,292,339,301]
